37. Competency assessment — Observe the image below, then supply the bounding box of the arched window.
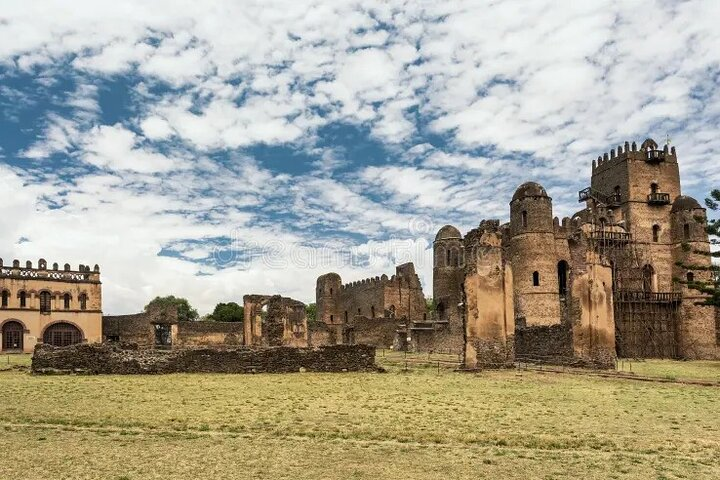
[652,225,660,242]
[329,288,333,295]
[79,293,88,310]
[63,293,71,310]
[371,306,375,318]
[686,272,694,283]
[533,271,540,287]
[557,261,568,296]
[521,210,528,228]
[642,264,655,293]
[446,249,451,266]
[39,291,52,313]
[683,223,690,240]
[357,308,361,315]
[599,217,607,229]
[2,321,24,351]
[19,291,26,308]
[1,290,8,308]
[43,323,83,347]
[614,185,621,200]
[330,314,334,323]
[650,183,659,194]
[344,311,348,322]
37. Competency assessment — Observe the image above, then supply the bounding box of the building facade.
[0,258,102,353]
[449,138,719,368]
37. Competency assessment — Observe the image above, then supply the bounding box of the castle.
[316,138,720,366]
[3,137,718,367]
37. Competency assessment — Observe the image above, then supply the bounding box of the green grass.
[0,356,719,479]
[618,359,720,382]
[0,353,32,370]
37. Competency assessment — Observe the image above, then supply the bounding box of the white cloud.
[81,124,179,173]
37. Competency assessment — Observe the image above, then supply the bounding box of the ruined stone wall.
[31,343,380,375]
[243,295,308,347]
[103,313,243,347]
[462,225,514,369]
[174,321,243,347]
[102,313,154,346]
[679,303,720,360]
[348,316,398,349]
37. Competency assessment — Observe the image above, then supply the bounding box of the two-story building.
[0,258,102,353]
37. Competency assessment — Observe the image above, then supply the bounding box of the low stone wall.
[31,343,379,375]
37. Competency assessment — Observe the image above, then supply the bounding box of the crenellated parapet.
[591,138,677,174]
[0,257,101,283]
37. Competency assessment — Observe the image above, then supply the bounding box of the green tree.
[144,295,199,322]
[425,297,435,313]
[306,303,317,323]
[207,302,244,322]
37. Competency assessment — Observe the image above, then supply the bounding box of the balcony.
[615,291,682,304]
[589,230,632,243]
[645,149,666,163]
[647,192,671,205]
[578,187,621,206]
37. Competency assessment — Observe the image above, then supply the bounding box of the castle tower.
[509,182,561,326]
[316,273,342,325]
[589,138,681,291]
[433,225,464,325]
[669,196,719,359]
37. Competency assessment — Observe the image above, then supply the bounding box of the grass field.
[1,354,719,480]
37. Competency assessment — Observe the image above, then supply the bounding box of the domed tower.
[670,196,711,290]
[509,182,561,326]
[316,273,342,325]
[433,225,464,325]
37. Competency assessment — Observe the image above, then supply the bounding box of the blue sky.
[1,1,719,314]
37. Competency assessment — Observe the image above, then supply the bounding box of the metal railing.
[615,291,683,303]
[647,192,671,205]
[578,187,621,206]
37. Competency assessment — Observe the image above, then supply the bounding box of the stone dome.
[435,225,462,241]
[511,182,549,202]
[671,195,702,213]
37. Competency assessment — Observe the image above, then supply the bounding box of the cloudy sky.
[1,1,719,314]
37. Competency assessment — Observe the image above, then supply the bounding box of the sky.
[1,0,719,315]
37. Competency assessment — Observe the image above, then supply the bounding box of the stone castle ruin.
[17,136,720,374]
[314,138,720,368]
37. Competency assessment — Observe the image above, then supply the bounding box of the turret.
[509,182,561,326]
[316,273,342,324]
[433,225,463,323]
[670,196,711,290]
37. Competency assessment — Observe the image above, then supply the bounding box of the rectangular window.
[1,291,8,308]
[20,292,26,308]
[40,292,51,313]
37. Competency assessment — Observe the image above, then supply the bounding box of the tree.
[425,297,435,313]
[207,302,244,322]
[306,303,317,323]
[144,295,199,322]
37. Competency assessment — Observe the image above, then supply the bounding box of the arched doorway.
[642,265,655,293]
[43,322,83,347]
[2,321,24,351]
[557,261,569,296]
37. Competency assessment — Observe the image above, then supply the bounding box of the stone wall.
[175,321,243,347]
[103,313,244,347]
[31,343,380,375]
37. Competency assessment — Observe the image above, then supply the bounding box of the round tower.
[316,273,342,325]
[670,196,711,289]
[509,182,561,326]
[433,225,464,324]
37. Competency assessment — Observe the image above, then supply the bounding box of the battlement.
[0,258,100,282]
[591,138,677,174]
[553,216,576,237]
[340,272,420,292]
